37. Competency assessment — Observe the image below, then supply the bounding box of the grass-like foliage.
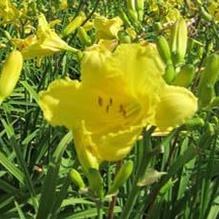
[0,0,219,218]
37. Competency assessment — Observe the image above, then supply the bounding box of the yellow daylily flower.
[0,50,23,103]
[94,15,123,40]
[39,43,197,170]
[0,0,20,24]
[21,14,77,59]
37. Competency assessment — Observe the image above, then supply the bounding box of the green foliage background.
[0,0,219,218]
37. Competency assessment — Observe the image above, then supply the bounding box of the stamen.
[119,104,124,113]
[109,97,113,106]
[106,105,110,113]
[98,96,103,106]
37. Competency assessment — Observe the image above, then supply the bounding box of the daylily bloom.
[39,43,197,170]
[94,15,123,40]
[20,14,77,59]
[0,0,20,24]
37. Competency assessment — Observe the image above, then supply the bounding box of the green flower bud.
[136,0,144,21]
[172,64,195,87]
[108,160,133,195]
[126,0,138,22]
[185,117,205,129]
[200,54,219,85]
[170,18,188,66]
[163,64,176,84]
[62,12,86,37]
[198,54,219,107]
[77,27,91,46]
[118,31,132,43]
[154,22,162,32]
[156,36,173,65]
[69,169,85,189]
[198,84,215,108]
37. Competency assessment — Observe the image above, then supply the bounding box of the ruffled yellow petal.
[93,125,142,161]
[109,43,165,92]
[94,15,123,40]
[72,121,100,171]
[82,43,165,102]
[153,85,198,131]
[39,79,81,128]
[72,120,142,166]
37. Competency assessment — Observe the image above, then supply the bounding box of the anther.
[98,97,103,106]
[106,105,110,113]
[119,104,124,113]
[109,97,113,106]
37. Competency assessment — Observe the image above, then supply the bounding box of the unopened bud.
[163,64,176,84]
[69,169,85,189]
[156,36,172,65]
[77,27,91,46]
[0,51,23,103]
[198,54,219,107]
[136,0,144,21]
[108,160,133,195]
[118,31,131,43]
[172,64,195,87]
[185,117,205,129]
[62,12,86,36]
[126,0,138,22]
[171,18,188,66]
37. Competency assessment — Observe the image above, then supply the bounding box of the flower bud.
[156,35,172,65]
[199,54,219,85]
[62,12,86,37]
[126,0,138,22]
[170,18,188,66]
[198,84,215,108]
[136,0,144,21]
[69,169,85,189]
[198,54,219,107]
[108,160,133,195]
[0,50,23,103]
[172,64,195,87]
[185,117,205,129]
[163,64,176,84]
[118,31,131,43]
[77,27,92,46]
